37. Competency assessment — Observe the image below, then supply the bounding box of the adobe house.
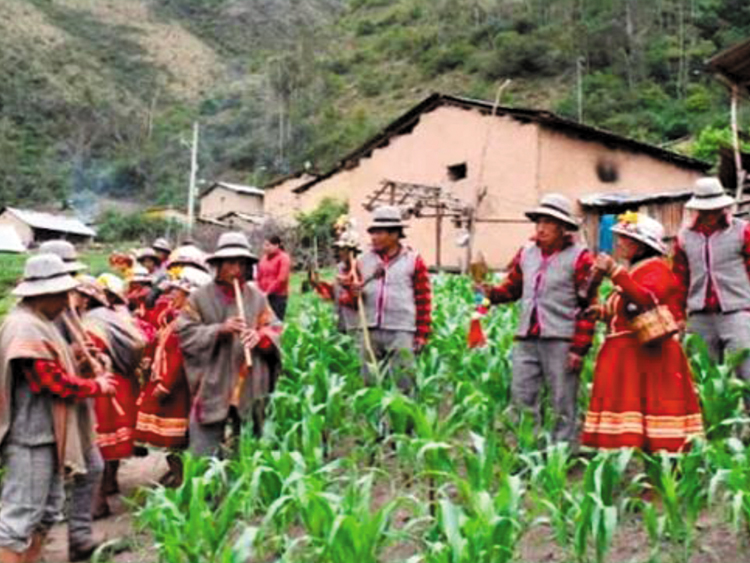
[264,93,710,270]
[198,181,264,221]
[262,171,319,221]
[0,207,96,248]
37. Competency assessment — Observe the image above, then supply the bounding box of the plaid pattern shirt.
[488,237,597,357]
[672,215,750,313]
[23,359,101,399]
[339,247,432,345]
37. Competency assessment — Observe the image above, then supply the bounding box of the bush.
[95,210,183,244]
[294,198,349,269]
[422,43,474,77]
[482,31,560,79]
[690,126,750,163]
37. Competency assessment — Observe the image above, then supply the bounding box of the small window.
[596,160,619,183]
[447,163,468,181]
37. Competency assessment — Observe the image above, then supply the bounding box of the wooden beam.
[732,84,747,212]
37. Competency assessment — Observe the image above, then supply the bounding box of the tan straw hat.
[525,194,580,230]
[685,177,735,211]
[76,275,109,307]
[207,232,257,264]
[13,254,79,297]
[38,240,87,274]
[167,266,212,294]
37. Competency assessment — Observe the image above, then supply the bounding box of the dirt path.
[44,453,167,563]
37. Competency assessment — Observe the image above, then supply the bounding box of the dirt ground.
[43,453,167,563]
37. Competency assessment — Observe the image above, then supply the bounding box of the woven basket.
[630,305,678,345]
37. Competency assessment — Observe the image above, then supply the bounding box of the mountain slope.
[1,0,749,213]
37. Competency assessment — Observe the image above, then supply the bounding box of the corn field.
[135,275,750,563]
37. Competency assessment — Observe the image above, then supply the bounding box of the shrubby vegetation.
[2,0,749,211]
[96,210,183,244]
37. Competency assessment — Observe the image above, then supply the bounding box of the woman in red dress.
[136,267,211,486]
[582,213,704,453]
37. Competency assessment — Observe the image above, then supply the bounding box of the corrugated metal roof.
[579,189,693,208]
[4,207,96,237]
[200,181,264,198]
[0,225,26,253]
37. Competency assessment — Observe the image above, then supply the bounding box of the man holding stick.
[340,206,432,392]
[177,232,282,456]
[0,255,116,563]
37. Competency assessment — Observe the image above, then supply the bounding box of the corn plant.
[424,471,526,563]
[523,442,580,548]
[709,437,750,538]
[573,449,636,563]
[136,455,253,563]
[686,335,750,439]
[643,443,709,563]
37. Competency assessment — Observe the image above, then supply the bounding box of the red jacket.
[257,250,291,297]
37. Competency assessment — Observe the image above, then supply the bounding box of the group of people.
[315,177,749,456]
[0,174,747,561]
[0,232,288,562]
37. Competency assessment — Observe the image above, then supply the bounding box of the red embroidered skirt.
[134,378,190,450]
[582,334,704,453]
[94,373,138,460]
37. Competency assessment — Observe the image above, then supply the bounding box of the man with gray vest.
[482,194,596,445]
[341,206,432,391]
[673,177,750,407]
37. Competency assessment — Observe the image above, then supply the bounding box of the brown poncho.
[0,304,92,475]
[176,281,281,425]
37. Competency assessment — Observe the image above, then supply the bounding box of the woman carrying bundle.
[582,212,704,453]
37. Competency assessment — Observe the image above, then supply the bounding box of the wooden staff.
[62,311,126,416]
[233,278,253,368]
[349,253,378,367]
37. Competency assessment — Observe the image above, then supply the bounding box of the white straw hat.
[685,177,735,211]
[525,194,580,230]
[130,265,153,285]
[611,212,667,254]
[38,240,87,273]
[167,244,209,272]
[207,232,257,264]
[152,237,172,254]
[13,254,79,297]
[367,206,408,233]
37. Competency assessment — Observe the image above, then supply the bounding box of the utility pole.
[187,121,199,234]
[577,57,585,123]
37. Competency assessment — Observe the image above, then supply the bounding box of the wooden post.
[732,84,746,214]
[435,201,443,272]
[187,122,199,234]
[390,182,396,205]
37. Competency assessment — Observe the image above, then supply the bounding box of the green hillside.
[1,0,749,213]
